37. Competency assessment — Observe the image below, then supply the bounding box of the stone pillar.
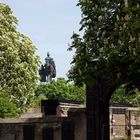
[61,121,74,140]
[23,125,35,140]
[125,110,131,140]
[42,127,54,140]
[68,108,86,140]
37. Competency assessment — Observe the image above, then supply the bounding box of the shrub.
[0,96,18,118]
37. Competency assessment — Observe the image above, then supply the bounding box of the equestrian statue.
[39,52,56,83]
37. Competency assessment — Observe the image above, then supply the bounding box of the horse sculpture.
[39,52,56,83]
[44,63,56,82]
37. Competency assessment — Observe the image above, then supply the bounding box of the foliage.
[0,4,40,113]
[35,78,140,106]
[31,95,47,108]
[35,78,86,102]
[111,86,129,104]
[111,86,140,106]
[0,96,18,118]
[68,0,140,93]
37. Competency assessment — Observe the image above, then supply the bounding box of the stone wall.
[110,107,140,140]
[0,123,23,140]
[0,118,64,140]
[126,108,140,140]
[68,108,86,140]
[1,105,140,140]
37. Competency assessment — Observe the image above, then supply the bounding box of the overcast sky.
[1,0,81,79]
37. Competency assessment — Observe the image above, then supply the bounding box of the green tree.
[68,0,140,88]
[35,78,86,102]
[0,4,40,113]
[111,86,140,106]
[68,0,140,140]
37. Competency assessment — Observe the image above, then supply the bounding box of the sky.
[1,0,82,79]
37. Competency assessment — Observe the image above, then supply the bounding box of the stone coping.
[0,116,69,124]
[126,107,140,111]
[68,107,86,113]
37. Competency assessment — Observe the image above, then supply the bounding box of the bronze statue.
[39,65,46,82]
[39,52,56,83]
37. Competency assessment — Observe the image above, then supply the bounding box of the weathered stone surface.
[0,105,140,140]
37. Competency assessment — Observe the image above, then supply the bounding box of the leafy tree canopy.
[35,78,86,102]
[0,3,40,113]
[111,86,140,106]
[35,78,140,106]
[68,0,140,93]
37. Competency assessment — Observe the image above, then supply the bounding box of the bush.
[31,95,47,108]
[0,96,18,118]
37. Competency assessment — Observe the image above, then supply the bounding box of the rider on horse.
[39,52,56,83]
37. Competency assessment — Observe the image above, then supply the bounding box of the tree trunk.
[86,83,110,140]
